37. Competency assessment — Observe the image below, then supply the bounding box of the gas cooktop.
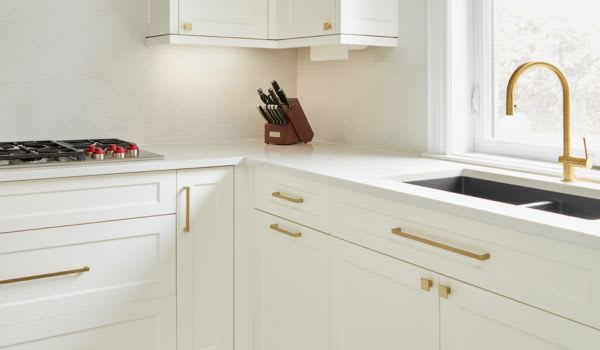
[0,139,164,168]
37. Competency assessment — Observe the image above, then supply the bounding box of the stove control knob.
[127,143,139,158]
[106,144,117,156]
[93,148,105,160]
[85,145,96,157]
[113,146,126,159]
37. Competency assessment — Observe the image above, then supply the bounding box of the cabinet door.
[0,296,175,350]
[179,0,268,39]
[253,210,330,350]
[177,168,234,350]
[440,277,600,350]
[331,238,439,350]
[269,0,337,39]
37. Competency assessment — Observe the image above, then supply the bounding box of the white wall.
[297,0,428,154]
[0,0,297,144]
[0,0,428,155]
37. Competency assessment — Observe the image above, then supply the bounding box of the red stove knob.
[93,147,105,160]
[113,146,126,159]
[85,145,96,156]
[127,143,139,157]
[106,144,117,156]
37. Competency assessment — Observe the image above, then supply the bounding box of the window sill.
[423,152,600,184]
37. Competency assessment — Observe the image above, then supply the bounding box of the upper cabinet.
[269,0,337,39]
[145,0,399,49]
[179,0,268,39]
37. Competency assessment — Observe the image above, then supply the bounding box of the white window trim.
[426,0,600,180]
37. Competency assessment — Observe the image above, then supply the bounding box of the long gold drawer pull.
[270,224,302,238]
[392,228,491,261]
[272,192,304,204]
[184,186,191,233]
[0,266,90,286]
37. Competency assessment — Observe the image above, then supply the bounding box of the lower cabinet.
[253,210,330,350]
[331,239,439,350]
[331,238,600,350]
[440,277,600,349]
[177,168,234,350]
[0,296,176,349]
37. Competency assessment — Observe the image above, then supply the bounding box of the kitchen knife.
[271,80,290,107]
[268,88,282,106]
[257,89,271,105]
[257,105,271,123]
[269,104,287,125]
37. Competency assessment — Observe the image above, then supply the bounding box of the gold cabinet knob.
[439,285,452,299]
[183,23,192,31]
[323,22,333,31]
[420,278,433,292]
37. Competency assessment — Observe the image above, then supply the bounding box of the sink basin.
[398,173,600,220]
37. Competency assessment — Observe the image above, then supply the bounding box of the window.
[432,0,600,165]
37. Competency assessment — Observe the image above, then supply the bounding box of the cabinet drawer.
[0,296,176,349]
[0,171,176,233]
[0,216,176,325]
[332,187,600,329]
[254,167,330,232]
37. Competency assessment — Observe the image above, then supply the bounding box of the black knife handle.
[257,89,271,105]
[271,81,289,107]
[268,88,282,106]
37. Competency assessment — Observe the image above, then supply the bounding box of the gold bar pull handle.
[270,224,302,238]
[323,22,333,30]
[272,192,304,204]
[392,228,490,261]
[0,266,90,286]
[184,186,191,233]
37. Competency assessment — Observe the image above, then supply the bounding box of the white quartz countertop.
[2,140,599,249]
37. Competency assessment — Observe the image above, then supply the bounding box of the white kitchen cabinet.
[331,238,439,350]
[145,0,398,49]
[269,0,337,39]
[0,171,176,234]
[177,168,234,350]
[0,216,176,326]
[440,277,600,349]
[0,296,176,350]
[179,0,268,39]
[253,210,330,350]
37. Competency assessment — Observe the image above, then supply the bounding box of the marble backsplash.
[0,0,297,144]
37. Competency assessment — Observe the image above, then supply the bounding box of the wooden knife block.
[264,98,314,145]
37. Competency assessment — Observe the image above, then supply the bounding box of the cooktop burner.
[0,139,164,168]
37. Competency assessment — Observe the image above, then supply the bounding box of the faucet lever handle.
[583,137,589,159]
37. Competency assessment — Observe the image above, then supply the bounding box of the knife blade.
[271,81,290,107]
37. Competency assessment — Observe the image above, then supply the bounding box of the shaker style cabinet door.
[177,168,234,350]
[331,238,439,350]
[269,0,337,39]
[253,210,330,350]
[179,0,268,38]
[439,277,600,350]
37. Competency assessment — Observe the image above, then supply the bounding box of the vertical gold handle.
[270,224,302,238]
[420,278,433,292]
[323,22,333,30]
[0,266,90,285]
[439,285,452,299]
[184,186,191,233]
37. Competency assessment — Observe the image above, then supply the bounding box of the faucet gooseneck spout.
[506,61,592,182]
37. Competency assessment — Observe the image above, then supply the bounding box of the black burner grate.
[0,141,85,162]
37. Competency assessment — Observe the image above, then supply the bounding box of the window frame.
[428,0,597,165]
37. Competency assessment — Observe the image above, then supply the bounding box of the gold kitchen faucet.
[506,61,592,182]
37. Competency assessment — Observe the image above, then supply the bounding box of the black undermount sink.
[407,176,600,220]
